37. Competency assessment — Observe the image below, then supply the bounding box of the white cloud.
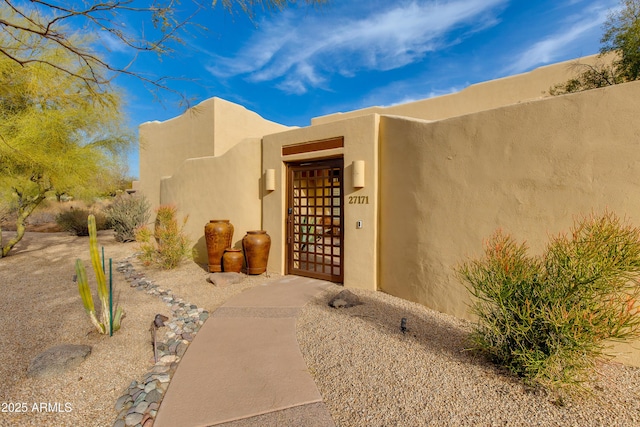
[96,30,133,54]
[504,3,614,74]
[207,0,508,94]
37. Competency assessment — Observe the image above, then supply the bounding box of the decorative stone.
[125,412,143,426]
[112,254,210,427]
[134,401,150,414]
[329,290,362,308]
[155,373,171,383]
[160,354,177,364]
[176,342,189,357]
[133,391,147,406]
[144,381,158,393]
[145,389,163,404]
[141,413,153,425]
[115,394,133,412]
[152,365,170,373]
[116,408,129,420]
[207,272,244,287]
[27,344,92,378]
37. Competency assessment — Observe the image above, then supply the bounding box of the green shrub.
[135,204,193,269]
[56,208,107,236]
[105,194,151,242]
[457,211,640,395]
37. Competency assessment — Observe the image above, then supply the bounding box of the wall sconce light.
[352,160,365,188]
[265,169,276,192]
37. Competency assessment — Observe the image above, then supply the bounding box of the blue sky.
[103,0,620,178]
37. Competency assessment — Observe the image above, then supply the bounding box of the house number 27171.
[348,196,369,204]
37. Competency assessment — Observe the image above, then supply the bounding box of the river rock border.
[112,256,209,427]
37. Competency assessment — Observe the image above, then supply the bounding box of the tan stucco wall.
[262,114,380,290]
[379,80,640,365]
[159,138,263,265]
[136,56,640,366]
[138,97,289,211]
[314,54,610,125]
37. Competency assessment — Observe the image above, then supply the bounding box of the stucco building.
[136,55,640,365]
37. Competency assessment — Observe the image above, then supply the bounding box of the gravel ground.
[0,231,277,427]
[297,286,640,427]
[2,231,640,427]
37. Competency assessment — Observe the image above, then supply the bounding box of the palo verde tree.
[602,0,640,81]
[551,0,640,95]
[0,9,133,257]
[0,0,327,97]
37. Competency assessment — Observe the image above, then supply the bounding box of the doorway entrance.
[286,158,344,282]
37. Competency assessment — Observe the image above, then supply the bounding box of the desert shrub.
[457,211,640,395]
[548,61,623,95]
[105,194,151,242]
[56,208,107,236]
[135,204,193,269]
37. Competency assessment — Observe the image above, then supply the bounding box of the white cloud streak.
[504,3,615,74]
[207,0,508,94]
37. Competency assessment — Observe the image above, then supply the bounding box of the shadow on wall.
[193,236,208,272]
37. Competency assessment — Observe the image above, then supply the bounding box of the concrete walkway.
[154,275,336,427]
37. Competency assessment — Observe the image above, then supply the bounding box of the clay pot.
[222,248,244,273]
[242,230,271,275]
[204,220,234,272]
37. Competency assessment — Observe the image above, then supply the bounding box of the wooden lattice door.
[287,158,344,282]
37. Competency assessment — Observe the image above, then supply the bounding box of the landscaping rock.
[206,272,244,287]
[125,412,143,426]
[27,344,92,378]
[113,255,208,427]
[328,290,362,308]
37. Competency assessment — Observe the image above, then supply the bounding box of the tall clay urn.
[242,230,271,275]
[204,220,234,272]
[222,248,244,273]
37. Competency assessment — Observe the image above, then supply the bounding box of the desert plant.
[75,214,124,334]
[105,194,151,242]
[56,208,107,236]
[457,211,640,395]
[550,0,640,95]
[135,205,193,269]
[549,61,624,95]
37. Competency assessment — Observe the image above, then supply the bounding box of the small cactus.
[75,259,104,334]
[75,214,124,334]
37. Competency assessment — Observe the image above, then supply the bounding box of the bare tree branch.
[1,0,328,107]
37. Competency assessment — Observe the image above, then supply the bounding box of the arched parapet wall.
[315,54,614,125]
[159,138,263,266]
[379,80,640,366]
[138,97,289,212]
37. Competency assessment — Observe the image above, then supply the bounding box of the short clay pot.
[222,248,244,273]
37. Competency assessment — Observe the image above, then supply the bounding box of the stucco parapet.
[262,114,381,153]
[379,115,434,124]
[313,54,613,126]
